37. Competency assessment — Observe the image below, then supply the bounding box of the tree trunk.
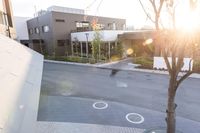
[155,15,159,30]
[167,76,177,133]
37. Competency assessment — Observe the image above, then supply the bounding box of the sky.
[11,0,200,29]
[11,0,149,28]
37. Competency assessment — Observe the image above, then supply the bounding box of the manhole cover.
[126,113,144,124]
[93,101,108,110]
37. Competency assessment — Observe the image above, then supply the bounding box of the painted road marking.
[126,113,144,124]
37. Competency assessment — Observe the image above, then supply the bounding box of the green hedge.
[134,56,153,69]
[45,56,96,64]
[193,60,200,72]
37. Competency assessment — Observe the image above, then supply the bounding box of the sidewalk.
[36,121,145,133]
[44,59,200,79]
[96,58,200,79]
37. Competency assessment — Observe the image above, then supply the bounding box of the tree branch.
[158,0,165,15]
[176,42,186,76]
[138,0,155,23]
[176,71,194,90]
[149,0,158,15]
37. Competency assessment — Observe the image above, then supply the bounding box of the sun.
[176,2,200,32]
[177,11,199,31]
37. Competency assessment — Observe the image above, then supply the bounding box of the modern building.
[71,30,132,60]
[14,16,30,46]
[0,0,16,39]
[27,6,126,56]
[118,30,155,57]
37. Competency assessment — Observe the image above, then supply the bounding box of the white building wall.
[47,6,85,15]
[0,35,43,133]
[153,57,193,71]
[71,30,131,42]
[14,16,30,41]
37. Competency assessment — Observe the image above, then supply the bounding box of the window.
[42,25,49,33]
[55,19,65,22]
[29,28,33,34]
[34,27,40,34]
[57,40,66,46]
[76,21,90,31]
[76,21,89,28]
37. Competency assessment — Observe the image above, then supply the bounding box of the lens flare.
[126,48,134,55]
[143,38,153,46]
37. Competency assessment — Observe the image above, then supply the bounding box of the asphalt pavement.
[37,62,200,133]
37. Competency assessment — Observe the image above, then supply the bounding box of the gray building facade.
[27,7,126,56]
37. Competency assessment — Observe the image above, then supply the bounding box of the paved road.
[38,62,200,133]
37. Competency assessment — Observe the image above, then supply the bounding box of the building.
[71,30,132,60]
[27,6,126,56]
[0,0,16,38]
[14,16,30,46]
[118,30,155,57]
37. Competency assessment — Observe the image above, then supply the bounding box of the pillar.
[71,41,74,56]
[99,43,101,60]
[86,41,88,58]
[80,42,83,57]
[108,42,111,60]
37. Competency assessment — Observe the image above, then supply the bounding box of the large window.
[76,21,90,31]
[42,25,49,33]
[76,21,89,28]
[34,27,40,34]
[29,28,33,34]
[57,40,66,47]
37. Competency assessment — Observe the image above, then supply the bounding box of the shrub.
[193,60,200,72]
[134,56,153,69]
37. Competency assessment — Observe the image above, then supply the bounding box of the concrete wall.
[0,35,43,133]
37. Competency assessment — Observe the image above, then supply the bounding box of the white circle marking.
[126,113,144,124]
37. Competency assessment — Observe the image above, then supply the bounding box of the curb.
[44,59,97,67]
[97,66,200,79]
[44,59,200,79]
[97,58,132,67]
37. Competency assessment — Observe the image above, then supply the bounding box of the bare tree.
[138,0,200,133]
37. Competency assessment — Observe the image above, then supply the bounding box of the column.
[80,42,83,57]
[108,42,111,60]
[71,41,74,56]
[98,43,101,60]
[86,41,88,58]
